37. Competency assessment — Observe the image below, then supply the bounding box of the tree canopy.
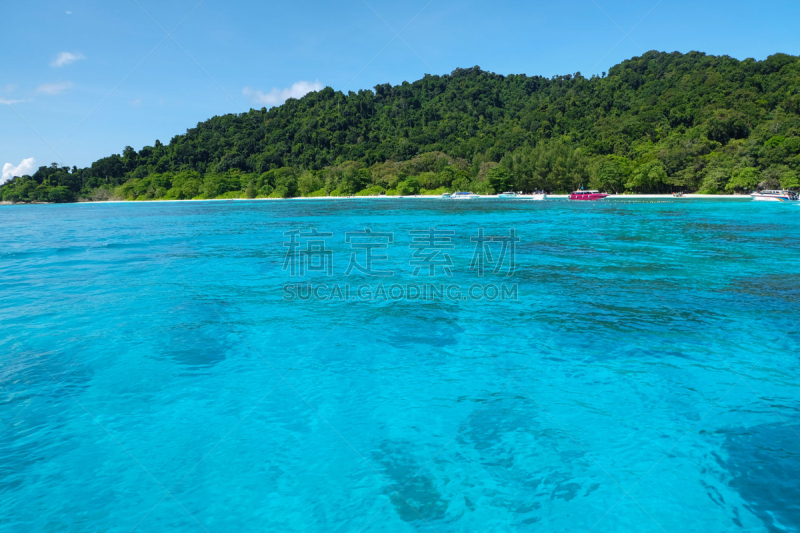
[4,50,800,202]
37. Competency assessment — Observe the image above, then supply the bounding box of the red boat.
[569,190,608,201]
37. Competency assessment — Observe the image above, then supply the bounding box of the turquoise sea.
[1,198,799,532]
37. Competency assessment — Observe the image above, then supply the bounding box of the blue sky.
[2,0,799,179]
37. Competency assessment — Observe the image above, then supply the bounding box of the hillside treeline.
[3,50,800,202]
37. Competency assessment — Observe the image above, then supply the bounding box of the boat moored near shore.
[450,191,480,199]
[569,190,608,201]
[750,189,799,202]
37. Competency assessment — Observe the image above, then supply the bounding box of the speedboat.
[441,193,451,199]
[498,191,517,198]
[569,190,608,201]
[531,193,547,201]
[751,189,799,202]
[450,191,480,199]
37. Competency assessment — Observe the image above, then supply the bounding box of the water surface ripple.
[1,199,798,532]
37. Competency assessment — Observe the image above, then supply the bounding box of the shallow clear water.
[1,199,799,532]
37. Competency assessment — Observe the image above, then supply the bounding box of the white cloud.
[2,158,36,183]
[0,97,30,105]
[1,85,29,104]
[66,11,72,14]
[51,52,85,67]
[129,98,142,107]
[36,82,73,95]
[243,80,323,107]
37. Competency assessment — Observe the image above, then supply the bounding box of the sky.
[2,0,799,180]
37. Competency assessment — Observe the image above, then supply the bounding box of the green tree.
[396,180,416,195]
[245,180,257,198]
[627,160,668,192]
[48,186,75,203]
[271,168,299,197]
[598,155,631,193]
[486,167,512,192]
[725,167,760,192]
[761,165,799,189]
[297,171,324,196]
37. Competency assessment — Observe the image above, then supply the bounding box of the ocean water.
[1,198,799,532]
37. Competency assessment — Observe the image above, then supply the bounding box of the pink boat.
[569,190,608,201]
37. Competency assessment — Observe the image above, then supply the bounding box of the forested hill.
[4,50,800,202]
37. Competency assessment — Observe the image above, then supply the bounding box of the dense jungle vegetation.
[3,50,800,203]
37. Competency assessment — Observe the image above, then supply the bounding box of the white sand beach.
[2,193,756,206]
[287,193,751,200]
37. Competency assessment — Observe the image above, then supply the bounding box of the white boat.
[441,193,451,199]
[530,193,547,201]
[450,191,480,200]
[498,191,517,198]
[751,189,799,202]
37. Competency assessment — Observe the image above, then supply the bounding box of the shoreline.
[1,194,756,206]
